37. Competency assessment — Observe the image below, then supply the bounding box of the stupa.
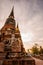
[0,7,35,65]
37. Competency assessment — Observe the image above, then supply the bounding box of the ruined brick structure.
[0,7,35,65]
[0,7,25,58]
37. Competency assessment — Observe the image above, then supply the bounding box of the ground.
[33,57,43,65]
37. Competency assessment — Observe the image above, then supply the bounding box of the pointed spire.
[17,23,19,28]
[9,6,14,18]
[16,23,20,31]
[5,6,16,26]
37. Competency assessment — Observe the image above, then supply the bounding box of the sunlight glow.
[21,32,34,42]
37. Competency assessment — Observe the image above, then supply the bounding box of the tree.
[39,46,43,54]
[31,43,39,54]
[27,49,30,53]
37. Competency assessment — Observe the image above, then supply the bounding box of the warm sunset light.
[21,32,34,42]
[0,0,43,49]
[0,1,43,65]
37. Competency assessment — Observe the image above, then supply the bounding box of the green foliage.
[27,49,29,53]
[31,43,39,54]
[39,46,43,54]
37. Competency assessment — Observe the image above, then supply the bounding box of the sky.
[0,0,43,49]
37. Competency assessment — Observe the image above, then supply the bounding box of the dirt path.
[33,57,43,65]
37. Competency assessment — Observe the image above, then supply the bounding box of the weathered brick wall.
[0,42,4,52]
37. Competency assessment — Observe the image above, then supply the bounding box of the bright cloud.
[0,0,43,49]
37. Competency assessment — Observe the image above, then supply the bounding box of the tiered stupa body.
[0,7,25,58]
[0,7,35,65]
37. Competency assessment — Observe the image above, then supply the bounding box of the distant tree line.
[27,43,43,55]
[31,43,43,55]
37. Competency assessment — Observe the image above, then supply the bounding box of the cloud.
[0,0,43,48]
